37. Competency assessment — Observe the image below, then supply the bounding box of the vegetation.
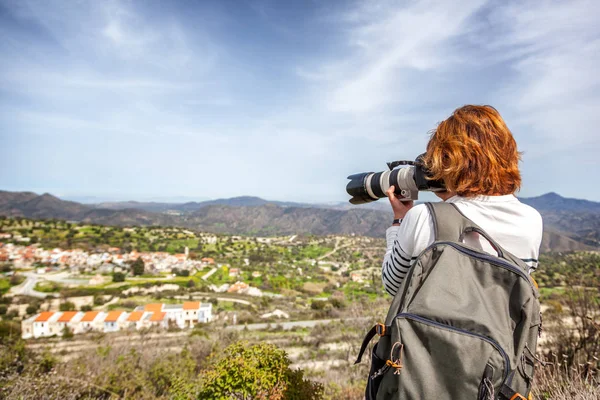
[199,342,323,399]
[0,216,599,398]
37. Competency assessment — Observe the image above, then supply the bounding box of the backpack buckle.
[375,323,386,336]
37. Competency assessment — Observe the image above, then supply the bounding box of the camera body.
[346,154,445,204]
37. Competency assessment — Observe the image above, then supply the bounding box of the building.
[79,311,104,333]
[21,315,35,339]
[163,304,185,328]
[56,311,83,335]
[126,311,148,330]
[22,302,213,339]
[104,311,127,333]
[148,311,168,329]
[32,312,59,338]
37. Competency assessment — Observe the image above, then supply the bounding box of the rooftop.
[127,311,144,322]
[144,303,163,312]
[183,301,200,310]
[80,311,100,322]
[149,312,166,322]
[57,311,78,323]
[105,311,123,322]
[35,312,54,322]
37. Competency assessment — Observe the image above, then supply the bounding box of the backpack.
[355,202,542,400]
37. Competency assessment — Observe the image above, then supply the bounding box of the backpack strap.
[354,323,391,364]
[425,202,506,259]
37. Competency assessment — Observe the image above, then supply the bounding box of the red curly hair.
[423,105,522,197]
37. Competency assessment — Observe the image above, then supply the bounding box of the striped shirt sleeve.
[382,205,435,296]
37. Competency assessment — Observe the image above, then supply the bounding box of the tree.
[0,305,7,315]
[62,325,74,339]
[113,272,126,283]
[186,279,195,288]
[198,342,323,400]
[59,302,75,312]
[26,304,39,315]
[131,257,145,276]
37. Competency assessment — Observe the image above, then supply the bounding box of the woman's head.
[423,105,521,197]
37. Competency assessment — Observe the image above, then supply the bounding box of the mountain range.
[0,190,598,253]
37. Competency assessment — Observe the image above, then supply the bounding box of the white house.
[21,315,36,339]
[148,311,169,329]
[56,311,83,335]
[79,311,105,333]
[103,311,128,333]
[163,304,185,328]
[198,303,213,323]
[126,311,148,330]
[32,311,61,338]
[182,302,213,327]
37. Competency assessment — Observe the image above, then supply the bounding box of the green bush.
[113,272,126,282]
[131,258,145,276]
[59,301,75,312]
[199,341,323,400]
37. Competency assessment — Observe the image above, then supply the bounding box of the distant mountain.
[94,201,178,213]
[520,192,600,213]
[0,191,90,220]
[94,196,314,213]
[0,190,598,252]
[520,193,600,247]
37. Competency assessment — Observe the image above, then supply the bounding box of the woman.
[382,105,543,296]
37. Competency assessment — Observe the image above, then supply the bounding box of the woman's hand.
[386,185,414,220]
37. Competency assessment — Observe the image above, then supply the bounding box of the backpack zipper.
[396,313,511,383]
[431,241,536,293]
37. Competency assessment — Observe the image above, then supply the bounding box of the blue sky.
[1,0,599,203]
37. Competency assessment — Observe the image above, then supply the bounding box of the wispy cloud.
[0,0,599,202]
[300,0,487,113]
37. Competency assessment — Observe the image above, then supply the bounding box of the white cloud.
[301,0,487,113]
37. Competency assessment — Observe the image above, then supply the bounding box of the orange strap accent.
[530,276,539,289]
[376,323,386,337]
[509,394,527,400]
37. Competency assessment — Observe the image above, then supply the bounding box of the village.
[0,240,210,274]
[21,301,213,339]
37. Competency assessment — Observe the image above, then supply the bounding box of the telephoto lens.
[346,167,418,205]
[346,155,445,205]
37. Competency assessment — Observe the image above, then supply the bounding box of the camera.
[346,154,445,204]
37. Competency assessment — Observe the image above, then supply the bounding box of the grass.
[0,278,9,294]
[34,281,64,293]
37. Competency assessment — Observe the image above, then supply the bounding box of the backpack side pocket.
[366,342,389,400]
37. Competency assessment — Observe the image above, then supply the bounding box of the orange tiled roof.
[80,311,99,322]
[183,302,200,310]
[144,303,163,312]
[149,312,166,322]
[104,311,123,322]
[35,311,54,322]
[127,311,144,322]
[57,311,78,323]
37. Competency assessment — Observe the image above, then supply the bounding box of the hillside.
[0,190,598,252]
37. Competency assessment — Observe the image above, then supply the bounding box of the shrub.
[199,342,323,400]
[26,305,38,315]
[113,272,126,282]
[59,301,75,312]
[131,258,145,276]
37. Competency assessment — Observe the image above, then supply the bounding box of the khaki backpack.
[355,202,541,400]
